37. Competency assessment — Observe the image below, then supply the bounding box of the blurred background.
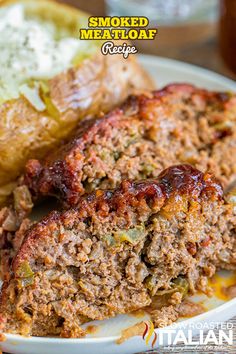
[60,0,236,80]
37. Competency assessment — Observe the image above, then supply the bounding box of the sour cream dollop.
[0,4,81,109]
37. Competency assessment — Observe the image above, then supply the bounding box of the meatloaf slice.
[1,165,235,337]
[0,185,33,280]
[23,83,236,208]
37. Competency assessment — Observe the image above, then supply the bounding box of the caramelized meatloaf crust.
[23,83,236,208]
[1,165,235,337]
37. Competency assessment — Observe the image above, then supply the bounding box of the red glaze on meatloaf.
[0,165,235,337]
[23,83,236,208]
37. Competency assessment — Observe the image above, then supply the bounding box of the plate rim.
[138,54,236,90]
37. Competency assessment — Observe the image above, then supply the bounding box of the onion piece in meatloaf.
[23,83,236,208]
[0,165,235,338]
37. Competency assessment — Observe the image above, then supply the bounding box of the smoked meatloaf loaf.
[23,83,236,208]
[0,165,235,337]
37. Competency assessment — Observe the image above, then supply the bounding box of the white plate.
[139,55,236,90]
[1,55,236,354]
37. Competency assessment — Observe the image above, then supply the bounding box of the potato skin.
[0,0,153,205]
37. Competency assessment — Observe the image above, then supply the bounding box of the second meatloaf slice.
[23,83,236,207]
[1,165,235,337]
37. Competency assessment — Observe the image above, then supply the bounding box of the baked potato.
[0,0,153,206]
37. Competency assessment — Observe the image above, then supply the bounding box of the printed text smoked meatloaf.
[0,165,235,337]
[23,83,236,208]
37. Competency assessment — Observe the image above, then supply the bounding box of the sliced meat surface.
[23,84,236,208]
[0,165,235,337]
